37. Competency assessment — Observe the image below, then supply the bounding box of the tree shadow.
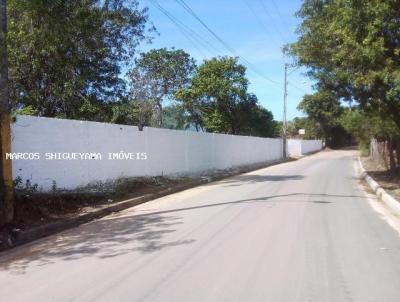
[219,174,305,187]
[0,192,364,274]
[0,213,194,274]
[130,193,363,218]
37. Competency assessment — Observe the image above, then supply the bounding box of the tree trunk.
[157,100,163,128]
[0,0,14,226]
[393,111,400,133]
[388,137,396,175]
[396,139,400,171]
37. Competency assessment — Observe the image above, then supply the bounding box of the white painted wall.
[11,115,284,191]
[287,139,302,157]
[301,139,323,155]
[287,139,323,157]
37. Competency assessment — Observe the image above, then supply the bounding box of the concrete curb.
[358,157,400,215]
[2,158,291,252]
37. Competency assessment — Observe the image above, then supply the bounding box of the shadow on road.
[219,174,305,187]
[131,193,365,218]
[0,213,194,274]
[0,192,365,274]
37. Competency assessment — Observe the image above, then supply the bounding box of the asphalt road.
[1,150,400,302]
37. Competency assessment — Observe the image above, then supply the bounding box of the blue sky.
[137,0,314,121]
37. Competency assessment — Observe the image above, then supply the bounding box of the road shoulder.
[354,157,400,236]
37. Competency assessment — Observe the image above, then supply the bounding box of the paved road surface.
[1,150,400,302]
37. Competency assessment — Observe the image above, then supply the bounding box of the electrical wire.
[148,0,222,57]
[269,0,293,38]
[241,0,282,46]
[150,0,310,97]
[174,0,283,89]
[256,0,287,45]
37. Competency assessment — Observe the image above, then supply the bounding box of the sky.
[137,0,314,121]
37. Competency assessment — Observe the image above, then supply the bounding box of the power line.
[174,0,283,89]
[256,0,287,45]
[150,1,310,96]
[240,0,281,46]
[288,82,308,94]
[148,0,223,57]
[269,0,293,38]
[149,0,206,57]
[287,65,300,76]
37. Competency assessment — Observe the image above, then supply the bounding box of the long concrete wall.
[11,115,284,191]
[287,139,323,157]
[301,139,323,154]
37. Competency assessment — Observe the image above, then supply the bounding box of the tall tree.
[129,48,196,127]
[246,104,277,138]
[0,0,14,225]
[176,56,251,134]
[297,90,343,145]
[111,99,153,130]
[288,0,400,130]
[286,117,321,139]
[162,104,189,130]
[340,108,400,171]
[7,0,152,119]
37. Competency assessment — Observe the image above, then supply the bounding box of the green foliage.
[12,105,38,117]
[273,121,284,137]
[340,108,400,151]
[296,90,348,146]
[176,56,248,134]
[176,56,276,136]
[203,109,231,134]
[129,48,196,127]
[287,117,320,139]
[298,91,342,135]
[289,0,400,130]
[51,180,57,193]
[111,99,153,129]
[6,0,280,137]
[246,105,277,138]
[162,104,190,130]
[8,0,152,119]
[14,176,38,193]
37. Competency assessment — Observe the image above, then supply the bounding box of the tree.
[286,117,320,139]
[297,90,346,146]
[0,0,14,225]
[129,48,196,127]
[340,108,400,171]
[7,0,152,119]
[176,56,251,134]
[288,0,400,130]
[162,104,189,130]
[272,121,284,138]
[110,99,154,130]
[244,103,277,138]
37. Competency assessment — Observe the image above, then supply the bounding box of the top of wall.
[13,115,282,140]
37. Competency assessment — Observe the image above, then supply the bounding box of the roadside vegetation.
[8,0,279,137]
[1,0,400,230]
[0,0,284,231]
[287,0,400,175]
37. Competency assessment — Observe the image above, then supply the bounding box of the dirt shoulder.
[361,156,400,201]
[0,176,195,250]
[10,177,191,230]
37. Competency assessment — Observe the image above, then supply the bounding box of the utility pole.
[282,63,288,159]
[0,0,14,226]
